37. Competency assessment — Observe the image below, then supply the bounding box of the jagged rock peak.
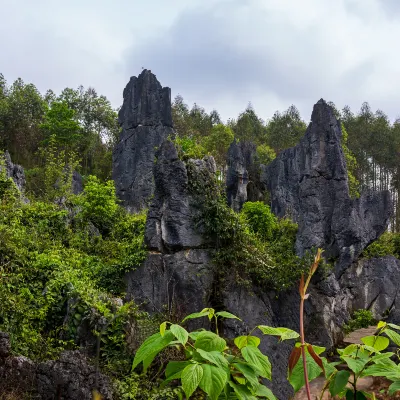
[226,140,264,212]
[3,150,26,192]
[112,70,175,213]
[263,99,392,276]
[118,69,173,130]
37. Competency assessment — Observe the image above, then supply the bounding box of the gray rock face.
[0,331,113,399]
[126,141,217,320]
[112,70,174,213]
[145,141,215,252]
[36,351,113,400]
[263,99,392,276]
[4,150,26,191]
[226,140,263,211]
[72,170,83,195]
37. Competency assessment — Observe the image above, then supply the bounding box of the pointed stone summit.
[4,150,26,192]
[226,140,265,212]
[263,99,392,275]
[112,69,174,213]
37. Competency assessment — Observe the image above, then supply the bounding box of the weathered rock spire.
[112,69,174,212]
[263,99,392,275]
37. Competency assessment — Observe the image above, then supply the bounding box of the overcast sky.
[1,0,400,122]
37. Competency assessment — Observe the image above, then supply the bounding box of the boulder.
[112,70,174,213]
[0,331,113,399]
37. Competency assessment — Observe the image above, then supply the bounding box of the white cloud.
[1,0,400,121]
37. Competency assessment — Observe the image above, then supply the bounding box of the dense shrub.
[0,155,147,364]
[362,231,400,259]
[343,309,376,334]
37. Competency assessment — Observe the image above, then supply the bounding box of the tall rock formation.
[126,140,217,319]
[112,70,174,213]
[262,99,392,276]
[226,140,264,211]
[3,150,26,191]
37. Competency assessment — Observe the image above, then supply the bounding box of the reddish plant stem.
[300,296,312,400]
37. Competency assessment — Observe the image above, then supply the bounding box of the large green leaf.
[215,311,241,320]
[370,352,395,364]
[289,350,324,393]
[360,335,389,351]
[341,356,368,375]
[160,321,167,337]
[199,363,228,400]
[257,326,299,341]
[234,335,261,349]
[385,328,400,346]
[228,381,257,400]
[241,346,272,380]
[388,323,400,331]
[255,384,277,399]
[165,361,191,378]
[329,370,351,397]
[181,363,203,398]
[170,324,189,346]
[363,363,400,380]
[196,348,229,369]
[195,331,226,352]
[338,344,358,357]
[233,362,260,390]
[132,331,175,370]
[182,311,209,322]
[388,381,400,396]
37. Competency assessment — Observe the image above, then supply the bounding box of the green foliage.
[132,308,294,399]
[74,175,119,233]
[341,123,360,198]
[39,135,79,201]
[266,105,307,153]
[343,309,376,334]
[230,104,268,144]
[40,101,82,150]
[256,144,276,165]
[240,201,277,241]
[0,163,146,363]
[203,124,234,168]
[362,231,400,259]
[174,135,207,160]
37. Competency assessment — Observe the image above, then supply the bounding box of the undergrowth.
[186,159,309,290]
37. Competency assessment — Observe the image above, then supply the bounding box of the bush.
[241,201,277,241]
[363,231,400,259]
[0,166,146,365]
[343,309,376,334]
[74,175,119,233]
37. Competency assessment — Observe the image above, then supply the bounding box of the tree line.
[1,73,400,230]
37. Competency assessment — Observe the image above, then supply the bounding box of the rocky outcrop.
[263,99,392,276]
[112,70,174,213]
[126,140,217,322]
[72,170,83,195]
[226,140,264,211]
[4,150,26,191]
[0,332,113,399]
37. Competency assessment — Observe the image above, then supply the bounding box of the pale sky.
[1,0,400,122]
